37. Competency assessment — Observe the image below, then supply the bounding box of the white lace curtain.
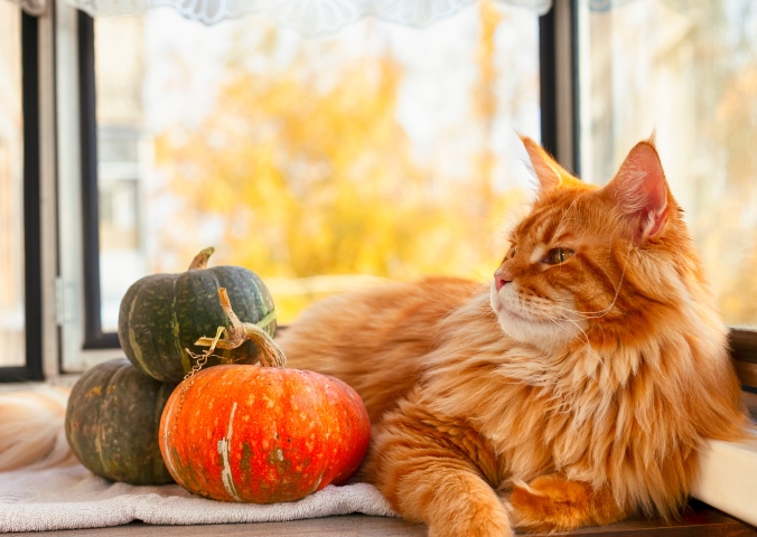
[8,0,45,15]
[8,0,552,33]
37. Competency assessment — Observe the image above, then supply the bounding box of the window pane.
[0,5,25,367]
[94,2,540,329]
[578,0,757,328]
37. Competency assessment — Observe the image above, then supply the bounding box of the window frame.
[730,330,757,389]
[538,0,578,172]
[0,11,44,382]
[77,11,119,350]
[69,2,757,389]
[73,5,560,356]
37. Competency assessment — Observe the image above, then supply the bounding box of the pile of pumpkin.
[65,248,370,503]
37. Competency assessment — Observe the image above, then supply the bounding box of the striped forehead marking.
[516,205,560,245]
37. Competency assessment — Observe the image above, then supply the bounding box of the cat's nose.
[494,269,512,291]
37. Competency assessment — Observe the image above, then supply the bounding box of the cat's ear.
[520,135,572,192]
[602,140,669,242]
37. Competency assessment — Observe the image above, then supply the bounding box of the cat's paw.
[427,500,513,537]
[428,514,513,537]
[509,474,623,533]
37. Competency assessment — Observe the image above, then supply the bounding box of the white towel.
[0,464,397,533]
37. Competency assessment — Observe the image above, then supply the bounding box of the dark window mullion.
[569,0,580,176]
[22,12,43,380]
[539,0,579,173]
[538,9,557,158]
[78,11,119,350]
[1,13,44,382]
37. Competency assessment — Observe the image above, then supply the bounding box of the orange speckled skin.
[159,364,370,503]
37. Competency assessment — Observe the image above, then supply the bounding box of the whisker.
[547,246,632,320]
[544,311,593,353]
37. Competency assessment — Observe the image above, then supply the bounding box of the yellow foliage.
[154,8,525,323]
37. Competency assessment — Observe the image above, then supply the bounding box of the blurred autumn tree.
[716,60,757,325]
[690,3,757,325]
[580,1,757,327]
[154,1,528,322]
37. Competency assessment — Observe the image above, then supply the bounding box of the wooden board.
[5,501,755,537]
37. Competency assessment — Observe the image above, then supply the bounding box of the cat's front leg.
[364,400,511,537]
[509,473,629,533]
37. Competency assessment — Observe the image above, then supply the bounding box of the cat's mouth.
[490,285,546,325]
[489,285,583,351]
[497,302,549,328]
[489,283,578,347]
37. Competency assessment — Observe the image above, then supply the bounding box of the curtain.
[9,0,551,33]
[7,0,46,15]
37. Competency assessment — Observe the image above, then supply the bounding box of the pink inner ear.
[609,142,669,240]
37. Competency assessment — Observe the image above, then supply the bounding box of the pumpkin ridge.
[252,271,276,333]
[254,308,278,332]
[169,277,188,374]
[126,285,151,375]
[206,270,228,365]
[94,364,117,475]
[208,266,222,295]
[251,274,268,327]
[177,271,207,371]
[230,268,259,325]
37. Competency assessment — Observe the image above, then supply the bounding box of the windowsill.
[0,374,81,393]
[4,503,753,537]
[692,432,757,527]
[2,382,756,532]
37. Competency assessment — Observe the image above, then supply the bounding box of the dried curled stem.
[188,246,215,271]
[194,288,286,368]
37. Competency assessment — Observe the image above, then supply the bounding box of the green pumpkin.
[65,358,177,485]
[118,247,277,382]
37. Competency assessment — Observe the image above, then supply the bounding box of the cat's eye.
[543,247,574,265]
[505,245,518,260]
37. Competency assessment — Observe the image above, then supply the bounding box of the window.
[57,1,757,388]
[576,0,757,387]
[0,5,42,381]
[70,1,543,370]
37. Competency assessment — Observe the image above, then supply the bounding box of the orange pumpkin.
[158,289,370,503]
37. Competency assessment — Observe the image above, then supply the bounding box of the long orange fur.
[0,386,76,472]
[277,137,748,536]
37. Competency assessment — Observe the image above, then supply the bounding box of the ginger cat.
[276,137,748,536]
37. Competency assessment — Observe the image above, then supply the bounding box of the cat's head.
[490,136,714,353]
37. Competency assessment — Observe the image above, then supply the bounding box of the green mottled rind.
[118,265,276,382]
[65,358,177,485]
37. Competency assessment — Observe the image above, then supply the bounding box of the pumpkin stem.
[194,288,286,368]
[188,247,215,271]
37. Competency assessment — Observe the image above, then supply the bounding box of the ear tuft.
[520,135,565,192]
[604,140,669,241]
